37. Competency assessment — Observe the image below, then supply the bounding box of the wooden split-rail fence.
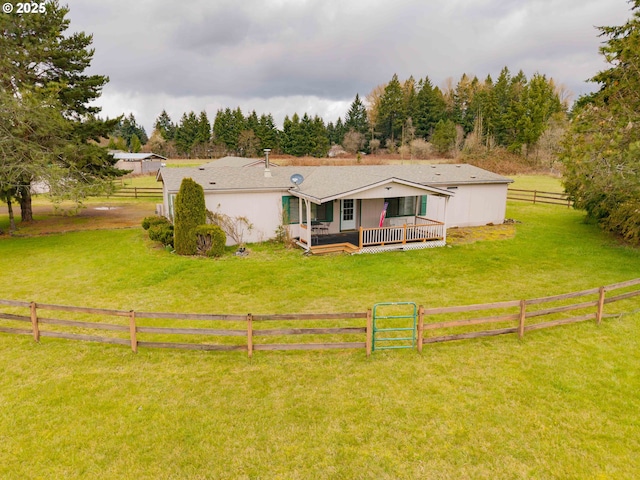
[0,278,639,357]
[507,188,573,207]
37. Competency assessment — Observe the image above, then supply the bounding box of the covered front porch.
[304,217,447,255]
[286,178,453,255]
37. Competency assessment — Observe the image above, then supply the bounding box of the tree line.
[121,68,566,160]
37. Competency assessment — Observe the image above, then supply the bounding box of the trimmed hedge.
[174,178,206,255]
[142,215,170,230]
[148,223,174,247]
[142,215,174,247]
[194,224,226,258]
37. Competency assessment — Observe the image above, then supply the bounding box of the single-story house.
[157,163,512,254]
[113,152,167,175]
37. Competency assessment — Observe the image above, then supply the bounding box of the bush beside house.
[194,225,226,257]
[142,215,174,247]
[173,178,206,255]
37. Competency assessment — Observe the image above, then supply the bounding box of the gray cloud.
[66,0,633,132]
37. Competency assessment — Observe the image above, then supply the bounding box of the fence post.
[129,310,137,353]
[417,305,424,353]
[30,302,40,342]
[597,286,606,325]
[518,300,526,339]
[134,187,138,199]
[533,191,537,204]
[247,313,253,358]
[366,309,372,357]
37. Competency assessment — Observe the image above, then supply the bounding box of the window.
[384,196,417,217]
[282,196,333,224]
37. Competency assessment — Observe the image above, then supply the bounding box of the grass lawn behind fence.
[1,184,640,478]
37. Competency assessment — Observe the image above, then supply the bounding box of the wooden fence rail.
[110,187,163,199]
[507,188,573,207]
[0,279,639,356]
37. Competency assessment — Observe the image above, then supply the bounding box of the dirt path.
[0,202,156,236]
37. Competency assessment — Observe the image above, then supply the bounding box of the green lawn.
[509,174,564,192]
[1,191,640,478]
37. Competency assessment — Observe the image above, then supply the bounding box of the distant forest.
[108,67,568,161]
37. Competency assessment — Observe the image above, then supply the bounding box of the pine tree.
[0,1,121,222]
[175,111,200,156]
[377,74,404,147]
[430,119,457,155]
[196,111,211,145]
[561,1,640,244]
[129,134,142,153]
[257,114,279,152]
[414,77,446,139]
[344,94,370,137]
[154,110,176,140]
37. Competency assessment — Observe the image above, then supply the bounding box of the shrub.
[142,215,170,230]
[194,224,226,257]
[174,178,206,255]
[148,223,174,247]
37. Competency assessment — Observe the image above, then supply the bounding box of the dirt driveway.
[0,202,156,236]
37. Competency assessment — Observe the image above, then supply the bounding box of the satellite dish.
[290,173,304,187]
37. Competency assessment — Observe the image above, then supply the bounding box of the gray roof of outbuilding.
[157,164,512,202]
[112,152,167,161]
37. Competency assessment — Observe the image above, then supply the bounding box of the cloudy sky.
[65,0,633,134]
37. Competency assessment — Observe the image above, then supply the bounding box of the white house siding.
[360,198,385,229]
[204,191,285,245]
[427,184,508,228]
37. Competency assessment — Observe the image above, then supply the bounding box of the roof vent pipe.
[264,148,272,178]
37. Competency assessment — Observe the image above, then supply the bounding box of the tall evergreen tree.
[561,1,640,243]
[344,93,370,136]
[154,110,176,141]
[310,115,330,157]
[377,74,404,147]
[174,111,200,156]
[414,77,447,139]
[196,110,211,145]
[256,113,279,152]
[0,1,121,222]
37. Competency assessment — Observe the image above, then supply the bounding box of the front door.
[341,199,356,230]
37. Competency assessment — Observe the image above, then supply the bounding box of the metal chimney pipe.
[263,148,272,178]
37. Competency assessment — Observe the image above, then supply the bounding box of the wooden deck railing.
[359,218,444,248]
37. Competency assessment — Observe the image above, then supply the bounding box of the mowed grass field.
[1,177,640,479]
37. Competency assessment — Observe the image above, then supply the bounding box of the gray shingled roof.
[158,164,512,202]
[112,152,167,161]
[201,156,280,168]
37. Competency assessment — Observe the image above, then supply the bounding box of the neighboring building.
[157,163,513,254]
[113,152,167,175]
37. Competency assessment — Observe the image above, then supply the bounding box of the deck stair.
[309,242,359,255]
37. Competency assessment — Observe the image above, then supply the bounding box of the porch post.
[443,196,450,243]
[305,199,312,247]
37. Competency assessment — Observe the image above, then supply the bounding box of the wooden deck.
[298,219,446,255]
